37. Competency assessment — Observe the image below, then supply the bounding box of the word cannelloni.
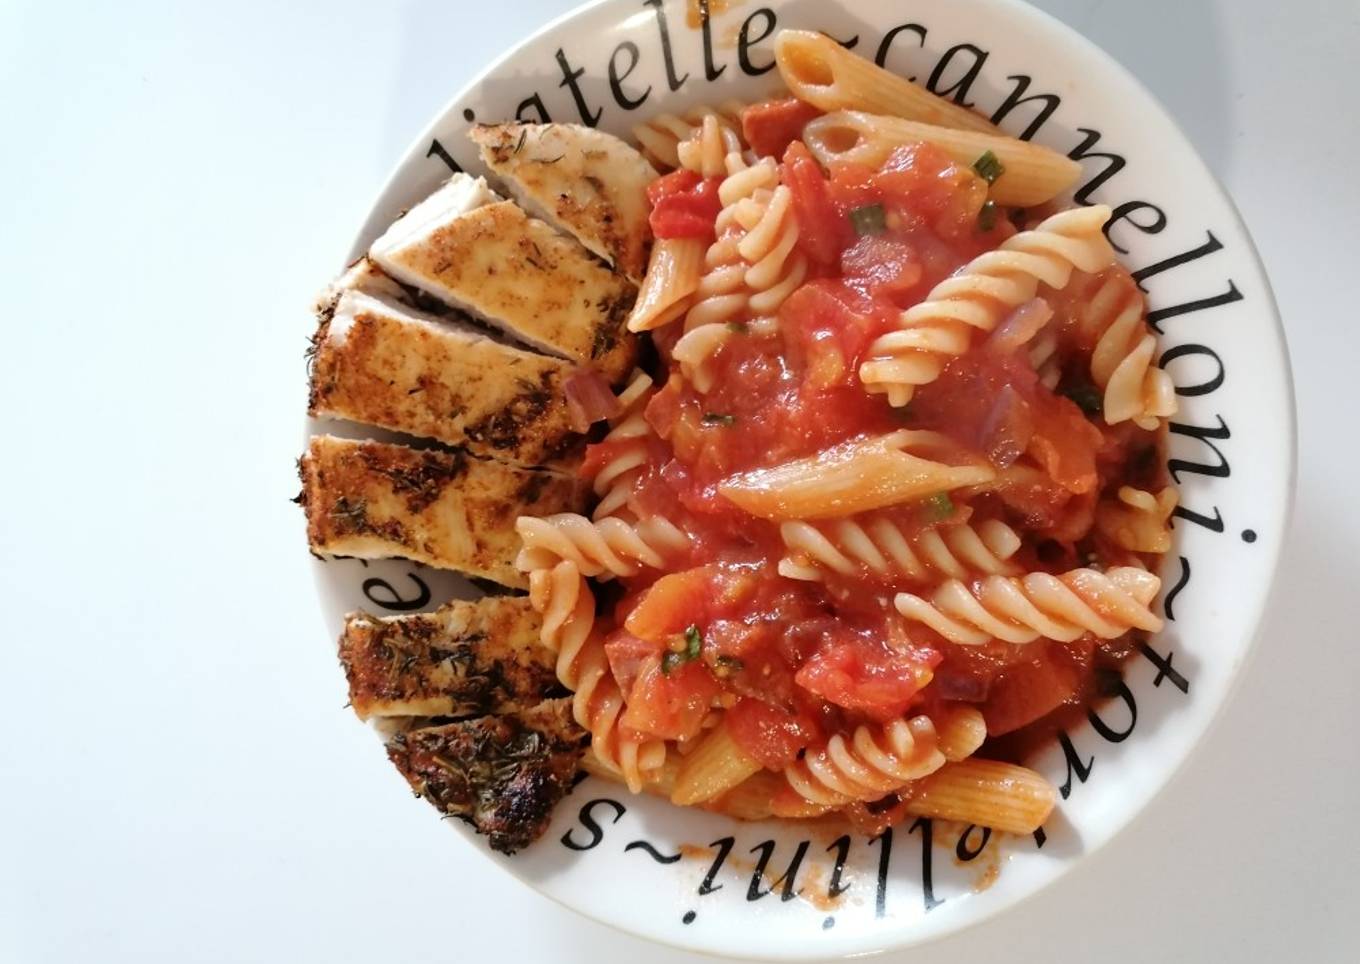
[300,18,1207,860]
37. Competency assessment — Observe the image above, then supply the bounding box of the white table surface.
[1,0,1356,961]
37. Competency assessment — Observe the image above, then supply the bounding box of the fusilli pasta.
[777,714,945,813]
[893,566,1163,646]
[515,513,690,580]
[677,113,744,177]
[632,101,746,171]
[1079,273,1179,428]
[1096,485,1178,554]
[778,516,1023,583]
[528,560,664,792]
[860,206,1117,406]
[589,373,656,521]
[672,154,783,390]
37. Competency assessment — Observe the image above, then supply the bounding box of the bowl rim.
[328,0,1298,956]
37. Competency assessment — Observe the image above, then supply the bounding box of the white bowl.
[309,0,1295,957]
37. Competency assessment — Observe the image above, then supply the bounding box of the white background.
[1,0,1356,961]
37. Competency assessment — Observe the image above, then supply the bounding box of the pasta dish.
[298,29,1178,853]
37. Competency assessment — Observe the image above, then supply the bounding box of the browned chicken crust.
[339,596,560,721]
[471,122,656,283]
[386,698,586,854]
[309,288,582,467]
[297,435,585,589]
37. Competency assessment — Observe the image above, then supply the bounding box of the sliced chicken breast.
[297,435,585,589]
[386,698,586,854]
[368,174,637,380]
[470,122,656,283]
[309,288,582,467]
[339,596,560,721]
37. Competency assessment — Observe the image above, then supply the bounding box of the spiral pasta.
[894,566,1164,646]
[1077,273,1179,428]
[777,714,945,814]
[677,113,744,177]
[515,513,691,580]
[528,560,664,792]
[632,101,747,171]
[860,205,1117,406]
[672,155,782,390]
[1096,485,1179,554]
[932,703,990,763]
[588,373,656,521]
[778,516,1023,584]
[671,110,815,392]
[732,184,809,315]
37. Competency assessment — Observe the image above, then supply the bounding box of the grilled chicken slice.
[339,596,560,721]
[368,174,637,380]
[320,257,411,308]
[297,435,585,589]
[309,288,582,467]
[470,123,656,283]
[387,698,586,854]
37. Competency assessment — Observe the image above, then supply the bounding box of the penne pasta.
[671,717,764,805]
[803,111,1082,207]
[588,752,1056,836]
[627,238,707,332]
[774,30,999,134]
[906,759,1057,834]
[719,430,995,521]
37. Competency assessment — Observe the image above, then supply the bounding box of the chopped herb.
[1061,382,1104,416]
[978,199,999,232]
[513,129,527,154]
[533,154,566,164]
[849,203,887,236]
[923,492,955,521]
[973,150,1005,184]
[330,497,369,530]
[714,655,744,678]
[662,625,704,674]
[702,412,736,427]
[726,321,750,334]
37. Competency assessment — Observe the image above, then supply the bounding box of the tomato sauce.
[588,137,1170,775]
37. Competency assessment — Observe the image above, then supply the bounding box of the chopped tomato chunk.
[620,656,720,742]
[647,169,724,239]
[725,697,821,770]
[781,140,847,268]
[741,97,823,160]
[625,567,717,642]
[796,637,941,723]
